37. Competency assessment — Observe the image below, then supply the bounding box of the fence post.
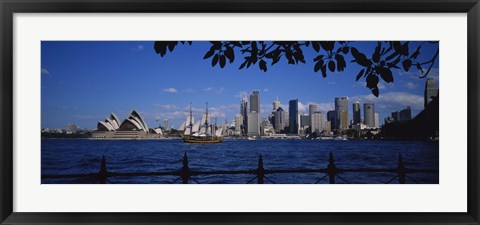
[257,154,265,184]
[99,155,107,184]
[181,152,190,184]
[397,153,406,184]
[327,152,337,184]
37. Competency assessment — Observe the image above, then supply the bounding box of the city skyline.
[41,41,439,129]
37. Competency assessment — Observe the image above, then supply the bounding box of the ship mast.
[205,102,209,135]
[189,102,193,128]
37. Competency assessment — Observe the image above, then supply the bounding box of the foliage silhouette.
[154,41,439,97]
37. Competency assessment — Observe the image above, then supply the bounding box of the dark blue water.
[41,139,439,184]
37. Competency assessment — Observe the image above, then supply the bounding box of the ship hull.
[182,136,223,143]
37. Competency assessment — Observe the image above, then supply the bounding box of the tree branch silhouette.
[154,41,439,97]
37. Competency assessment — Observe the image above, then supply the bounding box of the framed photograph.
[1,0,479,224]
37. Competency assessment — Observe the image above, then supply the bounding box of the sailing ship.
[181,102,224,143]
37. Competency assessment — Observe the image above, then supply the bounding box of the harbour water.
[41,139,439,184]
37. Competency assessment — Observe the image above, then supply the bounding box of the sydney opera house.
[91,110,163,139]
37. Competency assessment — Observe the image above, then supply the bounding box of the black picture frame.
[1,0,479,224]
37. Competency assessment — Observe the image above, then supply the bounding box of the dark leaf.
[239,61,247,69]
[371,87,379,97]
[313,55,324,62]
[328,60,335,72]
[320,41,335,52]
[335,54,346,71]
[259,60,267,72]
[312,41,321,52]
[372,42,381,62]
[167,41,178,52]
[210,41,222,50]
[366,74,379,89]
[342,47,349,54]
[351,47,372,67]
[212,54,219,67]
[356,69,365,81]
[272,56,281,65]
[203,49,215,59]
[314,60,324,72]
[225,47,235,63]
[376,67,394,83]
[219,55,226,68]
[385,51,399,61]
[393,41,409,56]
[154,41,168,57]
[402,59,412,72]
[321,64,327,77]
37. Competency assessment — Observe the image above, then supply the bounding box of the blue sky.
[41,41,439,130]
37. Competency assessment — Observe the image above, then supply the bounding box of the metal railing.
[42,152,438,184]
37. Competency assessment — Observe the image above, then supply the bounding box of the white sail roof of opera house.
[97,110,150,132]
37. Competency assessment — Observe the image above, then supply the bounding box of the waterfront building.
[399,106,412,121]
[289,99,299,134]
[240,96,248,135]
[335,97,349,130]
[300,114,310,128]
[234,114,243,134]
[364,103,375,128]
[424,78,438,108]
[374,112,379,128]
[274,107,286,132]
[273,97,280,111]
[66,124,79,134]
[327,110,335,131]
[247,111,260,137]
[250,90,260,113]
[163,119,169,131]
[309,104,318,134]
[352,101,361,124]
[93,110,162,139]
[311,111,324,133]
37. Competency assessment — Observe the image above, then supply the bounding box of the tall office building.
[311,111,325,133]
[364,103,375,128]
[309,104,318,134]
[300,114,310,128]
[240,96,248,134]
[352,101,361,124]
[424,78,438,108]
[163,119,169,131]
[289,99,299,134]
[274,107,286,132]
[374,113,379,128]
[234,114,243,133]
[335,97,349,130]
[327,110,335,131]
[247,112,260,137]
[273,98,280,111]
[250,90,260,113]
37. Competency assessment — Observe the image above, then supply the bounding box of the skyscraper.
[234,114,243,134]
[424,78,438,108]
[250,90,260,113]
[352,101,361,124]
[399,106,412,121]
[374,112,379,128]
[335,97,349,130]
[289,99,299,135]
[240,96,248,135]
[327,110,335,131]
[311,111,325,134]
[364,103,375,128]
[309,104,318,134]
[247,112,260,137]
[163,119,169,131]
[273,97,280,111]
[274,107,286,132]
